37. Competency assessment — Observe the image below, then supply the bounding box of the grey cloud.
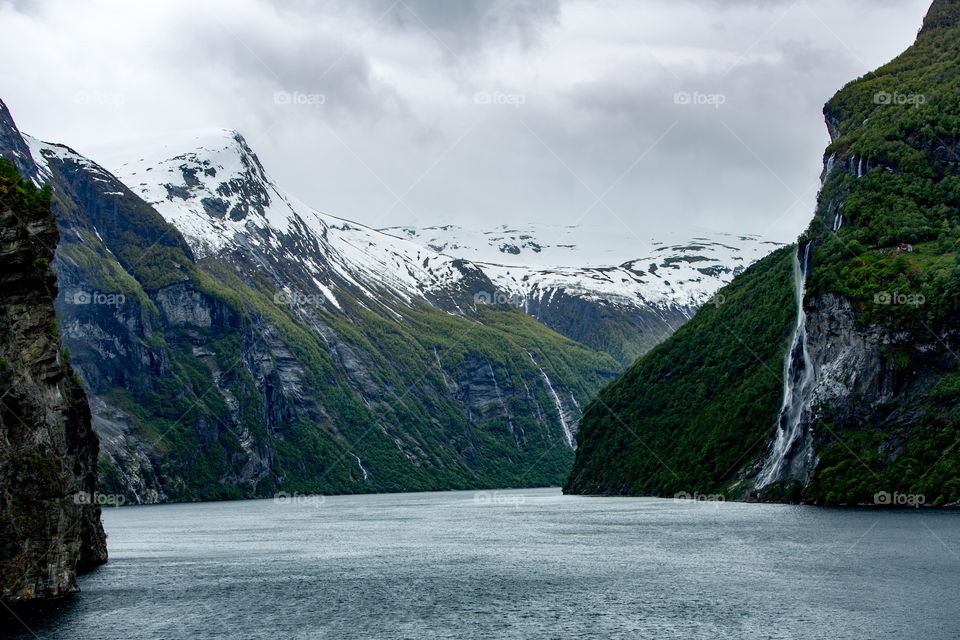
[0,0,935,244]
[360,0,561,52]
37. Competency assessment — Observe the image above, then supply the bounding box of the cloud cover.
[0,0,932,241]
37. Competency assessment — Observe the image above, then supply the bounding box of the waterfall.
[832,214,844,232]
[523,379,546,424]
[528,354,575,448]
[756,243,817,489]
[433,346,456,391]
[352,453,370,482]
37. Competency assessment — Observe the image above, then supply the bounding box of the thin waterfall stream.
[756,242,816,489]
[528,354,575,448]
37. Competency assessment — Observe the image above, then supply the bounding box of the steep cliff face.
[568,0,960,506]
[0,158,106,603]
[0,103,622,503]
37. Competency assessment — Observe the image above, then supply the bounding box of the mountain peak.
[0,98,38,181]
[93,126,282,257]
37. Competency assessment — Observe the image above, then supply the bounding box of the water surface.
[5,488,959,639]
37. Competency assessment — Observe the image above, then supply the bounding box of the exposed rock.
[0,160,106,603]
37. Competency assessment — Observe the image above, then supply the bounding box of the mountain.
[385,224,782,364]
[0,158,106,602]
[566,0,960,507]
[0,103,622,504]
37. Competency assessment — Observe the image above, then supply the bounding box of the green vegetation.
[0,157,51,212]
[565,247,796,496]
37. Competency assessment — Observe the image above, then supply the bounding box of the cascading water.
[352,453,370,482]
[528,354,575,448]
[756,242,817,489]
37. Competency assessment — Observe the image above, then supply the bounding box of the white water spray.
[756,243,817,489]
[528,354,575,448]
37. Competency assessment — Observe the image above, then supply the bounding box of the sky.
[0,0,933,242]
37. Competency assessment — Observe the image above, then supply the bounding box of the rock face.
[0,158,107,603]
[803,294,903,429]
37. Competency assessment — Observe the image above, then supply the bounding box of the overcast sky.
[0,0,932,242]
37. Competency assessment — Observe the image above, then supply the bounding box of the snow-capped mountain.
[385,224,783,307]
[385,224,785,362]
[91,129,782,363]
[93,129,486,312]
[94,130,781,326]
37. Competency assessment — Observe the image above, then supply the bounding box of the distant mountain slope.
[567,0,960,507]
[1,102,619,504]
[387,224,782,364]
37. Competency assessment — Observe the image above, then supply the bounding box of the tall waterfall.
[756,243,817,489]
[528,354,575,448]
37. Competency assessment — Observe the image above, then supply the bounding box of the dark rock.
[0,158,106,603]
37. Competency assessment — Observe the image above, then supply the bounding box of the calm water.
[4,488,959,639]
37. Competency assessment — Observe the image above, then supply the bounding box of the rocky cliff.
[0,158,107,603]
[567,0,960,507]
